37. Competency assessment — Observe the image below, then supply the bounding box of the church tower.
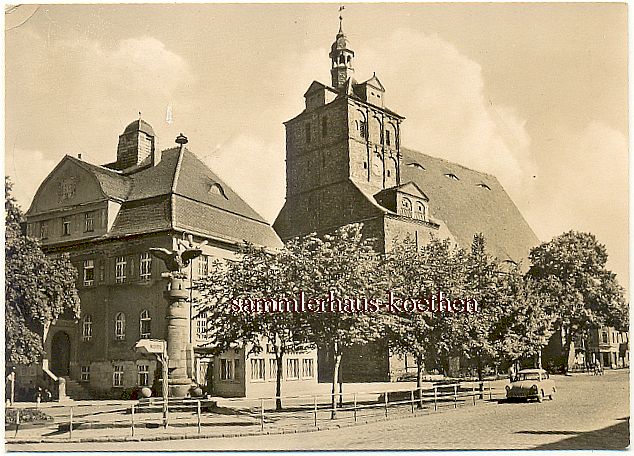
[329,17,355,90]
[274,19,406,241]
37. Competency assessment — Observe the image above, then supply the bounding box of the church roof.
[400,147,539,263]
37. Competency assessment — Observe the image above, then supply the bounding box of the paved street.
[7,369,629,451]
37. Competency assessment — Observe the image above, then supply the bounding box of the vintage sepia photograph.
[4,2,629,451]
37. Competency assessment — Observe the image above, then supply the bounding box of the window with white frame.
[82,315,93,341]
[113,364,124,386]
[286,358,300,380]
[84,212,94,232]
[114,312,126,340]
[81,365,90,382]
[196,311,208,340]
[62,217,71,236]
[115,257,126,283]
[302,358,314,379]
[250,359,265,381]
[83,259,95,286]
[140,252,152,281]
[268,358,277,381]
[197,255,208,277]
[139,310,151,339]
[138,364,150,387]
[220,359,235,381]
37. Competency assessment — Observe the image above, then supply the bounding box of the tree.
[5,177,80,369]
[195,243,308,410]
[527,231,628,367]
[295,224,384,418]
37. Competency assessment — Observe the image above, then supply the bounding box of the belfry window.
[305,123,311,143]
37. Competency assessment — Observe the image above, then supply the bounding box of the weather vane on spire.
[338,5,345,32]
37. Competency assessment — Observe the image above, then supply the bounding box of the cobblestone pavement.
[7,369,629,451]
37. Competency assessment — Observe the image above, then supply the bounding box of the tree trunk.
[275,354,283,411]
[331,343,342,420]
[416,354,424,408]
[537,347,543,370]
[476,356,483,381]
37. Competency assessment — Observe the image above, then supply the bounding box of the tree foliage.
[5,177,80,368]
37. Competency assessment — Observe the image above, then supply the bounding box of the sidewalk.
[6,380,506,445]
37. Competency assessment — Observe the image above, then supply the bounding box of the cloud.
[354,29,537,200]
[6,148,59,212]
[203,136,286,223]
[524,122,628,288]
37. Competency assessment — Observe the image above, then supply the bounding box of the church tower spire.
[329,8,355,90]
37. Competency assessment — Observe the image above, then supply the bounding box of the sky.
[4,3,629,290]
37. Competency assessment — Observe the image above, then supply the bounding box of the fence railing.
[6,381,498,441]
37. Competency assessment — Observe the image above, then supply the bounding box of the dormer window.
[445,173,460,181]
[84,212,94,232]
[407,162,425,171]
[477,183,491,190]
[414,202,426,221]
[209,183,227,199]
[400,197,412,217]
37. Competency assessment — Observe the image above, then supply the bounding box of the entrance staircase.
[62,377,94,401]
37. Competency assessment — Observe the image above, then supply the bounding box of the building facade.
[22,119,319,399]
[274,22,540,381]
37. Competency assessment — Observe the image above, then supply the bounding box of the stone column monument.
[150,237,203,397]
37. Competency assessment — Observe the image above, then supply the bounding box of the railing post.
[69,406,74,440]
[472,382,476,405]
[410,390,415,414]
[353,393,357,422]
[453,385,458,408]
[197,400,201,434]
[131,404,135,437]
[489,381,492,400]
[433,386,437,411]
[14,409,20,438]
[260,398,264,432]
[313,396,317,427]
[384,391,388,418]
[418,387,423,409]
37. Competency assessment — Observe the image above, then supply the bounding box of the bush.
[6,408,53,424]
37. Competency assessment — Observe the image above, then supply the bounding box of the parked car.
[505,368,556,402]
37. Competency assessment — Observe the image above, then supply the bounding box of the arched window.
[401,198,412,217]
[115,312,126,340]
[82,315,92,341]
[416,202,426,221]
[140,310,151,339]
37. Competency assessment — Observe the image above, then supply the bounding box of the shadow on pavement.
[528,419,629,450]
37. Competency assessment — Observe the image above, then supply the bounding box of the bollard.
[14,409,20,438]
[197,400,201,434]
[453,385,458,408]
[353,393,357,422]
[433,386,437,411]
[384,391,388,418]
[410,390,415,414]
[313,396,317,427]
[131,404,135,437]
[69,406,74,440]
[260,398,264,432]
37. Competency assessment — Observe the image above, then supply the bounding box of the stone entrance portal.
[50,331,71,377]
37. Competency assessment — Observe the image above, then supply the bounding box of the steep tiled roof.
[102,147,281,249]
[68,157,131,201]
[400,147,539,263]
